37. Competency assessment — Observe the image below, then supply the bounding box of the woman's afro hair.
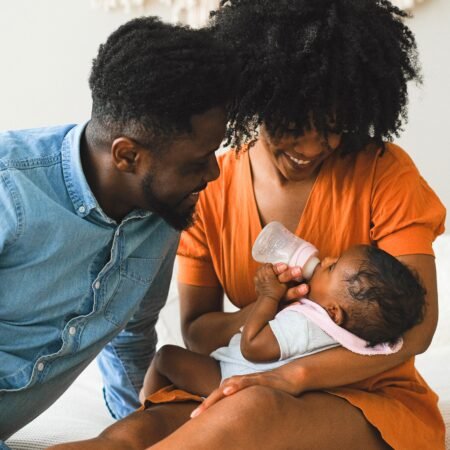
[211,0,422,153]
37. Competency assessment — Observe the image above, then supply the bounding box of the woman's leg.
[50,346,222,450]
[48,402,196,450]
[150,386,392,450]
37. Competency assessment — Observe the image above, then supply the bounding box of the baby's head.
[308,245,426,347]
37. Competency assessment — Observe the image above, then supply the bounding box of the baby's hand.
[254,264,288,302]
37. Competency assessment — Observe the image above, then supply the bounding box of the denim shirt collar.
[61,122,151,223]
[61,122,99,219]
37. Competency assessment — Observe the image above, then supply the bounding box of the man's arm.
[97,238,178,419]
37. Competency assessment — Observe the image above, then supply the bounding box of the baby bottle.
[252,221,320,280]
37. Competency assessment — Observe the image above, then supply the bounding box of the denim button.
[94,281,101,289]
[78,205,86,213]
[37,362,45,371]
[69,326,76,335]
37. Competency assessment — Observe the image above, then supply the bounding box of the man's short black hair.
[344,245,426,347]
[211,0,422,153]
[89,16,236,149]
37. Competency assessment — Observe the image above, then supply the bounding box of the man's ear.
[111,137,144,173]
[325,303,345,326]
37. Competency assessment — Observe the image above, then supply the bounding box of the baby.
[140,245,426,402]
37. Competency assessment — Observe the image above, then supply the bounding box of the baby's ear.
[326,304,345,326]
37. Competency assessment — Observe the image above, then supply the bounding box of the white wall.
[397,0,450,231]
[0,0,449,228]
[0,0,172,128]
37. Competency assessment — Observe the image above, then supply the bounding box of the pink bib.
[288,299,403,355]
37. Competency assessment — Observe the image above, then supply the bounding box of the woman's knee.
[226,385,286,418]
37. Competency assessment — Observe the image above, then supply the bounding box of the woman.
[172,1,446,448]
[52,1,446,448]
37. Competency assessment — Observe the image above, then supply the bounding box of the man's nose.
[205,155,220,183]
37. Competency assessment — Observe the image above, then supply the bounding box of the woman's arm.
[396,254,438,353]
[282,254,438,390]
[193,254,438,415]
[280,254,437,382]
[179,282,254,354]
[179,264,307,356]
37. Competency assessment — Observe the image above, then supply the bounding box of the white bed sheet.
[6,235,450,449]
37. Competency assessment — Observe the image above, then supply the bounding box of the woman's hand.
[272,263,309,303]
[190,368,303,418]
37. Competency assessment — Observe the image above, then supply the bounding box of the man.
[0,16,235,443]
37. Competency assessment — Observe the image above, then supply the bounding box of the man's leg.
[142,344,222,399]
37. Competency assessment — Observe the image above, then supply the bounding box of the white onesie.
[210,302,338,381]
[211,299,402,381]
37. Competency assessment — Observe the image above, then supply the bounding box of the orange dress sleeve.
[369,144,446,256]
[176,149,260,305]
[177,204,220,288]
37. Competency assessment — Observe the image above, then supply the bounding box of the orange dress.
[178,143,446,450]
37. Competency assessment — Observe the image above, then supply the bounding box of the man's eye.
[187,161,206,172]
[328,263,335,272]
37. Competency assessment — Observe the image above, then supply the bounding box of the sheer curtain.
[91,0,429,27]
[91,0,220,27]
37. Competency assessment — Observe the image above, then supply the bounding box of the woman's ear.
[325,303,345,326]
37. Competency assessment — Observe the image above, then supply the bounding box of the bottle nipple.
[302,256,320,280]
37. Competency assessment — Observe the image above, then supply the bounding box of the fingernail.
[223,387,234,395]
[190,408,200,418]
[298,285,307,295]
[292,267,301,276]
[276,263,287,271]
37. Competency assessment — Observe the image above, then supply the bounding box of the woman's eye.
[328,263,335,272]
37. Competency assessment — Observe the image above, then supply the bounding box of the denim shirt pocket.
[122,256,161,284]
[104,257,163,328]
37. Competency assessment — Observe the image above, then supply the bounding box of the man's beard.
[141,173,196,231]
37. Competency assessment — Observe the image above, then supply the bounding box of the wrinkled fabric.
[0,123,179,439]
[178,145,446,450]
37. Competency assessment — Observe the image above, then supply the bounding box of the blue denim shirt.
[0,123,179,441]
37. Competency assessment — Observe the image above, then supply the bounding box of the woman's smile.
[283,151,314,167]
[277,149,325,180]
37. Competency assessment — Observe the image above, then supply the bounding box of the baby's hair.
[343,245,426,347]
